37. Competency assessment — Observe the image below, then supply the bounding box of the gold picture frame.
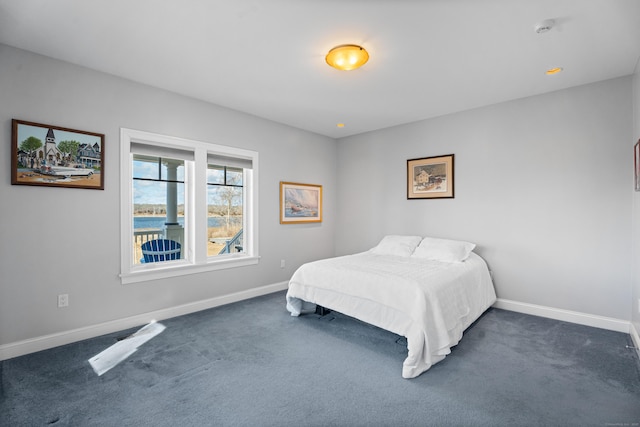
[280,181,322,224]
[407,154,454,199]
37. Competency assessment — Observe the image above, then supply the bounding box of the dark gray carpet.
[1,290,639,426]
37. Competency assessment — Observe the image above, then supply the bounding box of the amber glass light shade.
[545,67,563,75]
[325,44,369,71]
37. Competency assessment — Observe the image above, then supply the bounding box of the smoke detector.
[535,19,555,34]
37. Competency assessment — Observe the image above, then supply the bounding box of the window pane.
[226,167,243,186]
[133,155,184,182]
[132,156,185,265]
[162,159,185,181]
[207,184,243,257]
[133,155,160,180]
[207,164,225,184]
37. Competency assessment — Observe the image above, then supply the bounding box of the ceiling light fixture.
[545,67,563,75]
[535,19,555,34]
[326,44,369,71]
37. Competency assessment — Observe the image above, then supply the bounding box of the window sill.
[120,255,260,285]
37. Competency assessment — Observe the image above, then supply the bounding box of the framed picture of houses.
[407,154,454,199]
[11,119,104,190]
[280,181,322,224]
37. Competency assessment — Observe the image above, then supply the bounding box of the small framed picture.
[11,119,104,190]
[280,181,322,224]
[407,154,454,199]
[635,140,640,192]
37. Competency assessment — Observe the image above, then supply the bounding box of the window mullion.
[193,148,208,264]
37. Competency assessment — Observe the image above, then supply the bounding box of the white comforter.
[286,251,496,378]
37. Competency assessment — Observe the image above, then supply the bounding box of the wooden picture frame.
[280,181,322,224]
[635,140,640,192]
[12,119,104,190]
[407,154,454,199]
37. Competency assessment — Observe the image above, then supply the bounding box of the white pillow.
[370,235,422,257]
[412,236,476,263]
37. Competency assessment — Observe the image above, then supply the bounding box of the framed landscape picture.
[11,119,104,190]
[407,154,454,199]
[280,181,322,224]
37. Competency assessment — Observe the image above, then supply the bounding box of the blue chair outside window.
[141,239,181,263]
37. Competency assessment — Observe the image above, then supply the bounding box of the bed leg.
[315,305,331,316]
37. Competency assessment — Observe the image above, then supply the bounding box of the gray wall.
[633,61,640,333]
[0,44,337,346]
[1,42,636,350]
[335,77,633,321]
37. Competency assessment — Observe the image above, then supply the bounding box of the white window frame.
[120,128,259,284]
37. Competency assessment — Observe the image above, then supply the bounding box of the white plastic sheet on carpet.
[88,321,166,376]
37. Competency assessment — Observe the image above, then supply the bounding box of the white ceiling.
[1,0,639,139]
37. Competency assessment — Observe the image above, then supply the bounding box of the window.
[120,128,259,284]
[132,153,186,264]
[206,153,251,258]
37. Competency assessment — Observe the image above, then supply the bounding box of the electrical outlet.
[280,259,285,268]
[58,294,69,308]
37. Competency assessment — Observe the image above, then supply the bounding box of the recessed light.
[545,67,563,75]
[337,123,345,128]
[535,19,555,34]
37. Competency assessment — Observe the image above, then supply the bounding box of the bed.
[286,235,497,378]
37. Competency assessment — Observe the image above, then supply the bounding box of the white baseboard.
[493,298,630,333]
[0,281,289,362]
[2,289,633,362]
